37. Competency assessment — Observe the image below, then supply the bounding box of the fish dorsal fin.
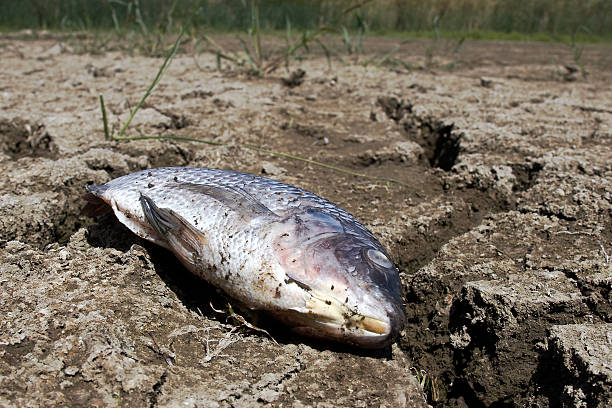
[177,182,279,221]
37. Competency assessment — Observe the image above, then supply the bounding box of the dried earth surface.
[0,32,611,407]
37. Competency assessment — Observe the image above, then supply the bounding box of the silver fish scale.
[98,167,378,243]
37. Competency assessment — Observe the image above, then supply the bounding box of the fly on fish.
[85,167,405,348]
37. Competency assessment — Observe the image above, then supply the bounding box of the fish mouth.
[276,289,404,349]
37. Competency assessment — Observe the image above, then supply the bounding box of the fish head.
[272,209,405,348]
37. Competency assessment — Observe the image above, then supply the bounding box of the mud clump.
[449,271,589,405]
[282,69,306,88]
[376,96,413,123]
[541,324,612,407]
[0,118,58,160]
[0,192,79,248]
[509,161,543,192]
[402,206,610,405]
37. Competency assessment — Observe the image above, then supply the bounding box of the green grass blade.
[285,16,292,46]
[115,30,183,138]
[314,38,332,70]
[341,26,352,55]
[99,94,110,140]
[250,0,262,66]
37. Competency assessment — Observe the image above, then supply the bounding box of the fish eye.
[366,249,393,268]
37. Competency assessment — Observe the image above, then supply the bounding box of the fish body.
[86,167,405,348]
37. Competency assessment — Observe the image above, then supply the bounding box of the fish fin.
[82,192,111,217]
[139,193,207,266]
[177,183,279,222]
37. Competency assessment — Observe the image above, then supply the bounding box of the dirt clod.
[0,118,58,159]
[282,69,306,88]
[543,324,612,408]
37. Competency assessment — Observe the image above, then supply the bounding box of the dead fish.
[85,167,405,348]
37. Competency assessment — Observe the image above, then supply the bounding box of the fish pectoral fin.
[177,182,279,222]
[139,193,206,265]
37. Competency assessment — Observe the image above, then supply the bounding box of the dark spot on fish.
[173,176,178,182]
[345,297,349,303]
[325,300,331,305]
[148,183,154,188]
[291,259,296,263]
[274,287,281,299]
[281,233,289,237]
[331,285,334,290]
[147,172,152,177]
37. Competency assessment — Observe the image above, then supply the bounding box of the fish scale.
[85,166,405,348]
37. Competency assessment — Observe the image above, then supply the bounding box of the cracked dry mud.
[1,34,611,407]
